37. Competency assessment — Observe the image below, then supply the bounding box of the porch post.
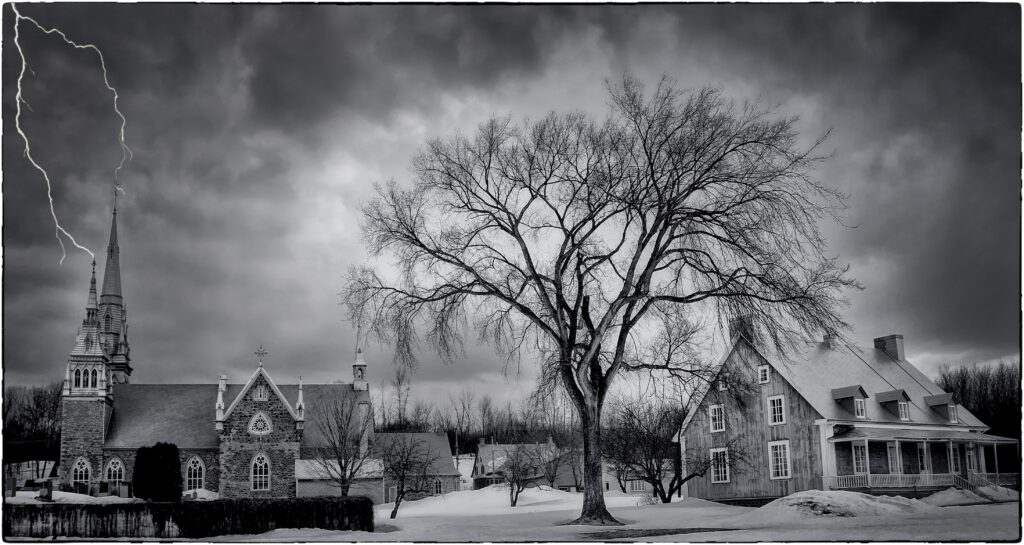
[864,439,871,486]
[978,444,988,473]
[895,439,902,475]
[993,443,999,476]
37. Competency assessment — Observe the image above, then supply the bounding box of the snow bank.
[738,490,937,526]
[922,487,987,506]
[183,488,220,500]
[376,485,641,518]
[976,485,1020,502]
[5,490,140,504]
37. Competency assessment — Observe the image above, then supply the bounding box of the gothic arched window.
[72,458,91,485]
[105,458,124,488]
[433,478,442,495]
[248,412,272,435]
[91,369,98,388]
[186,456,205,491]
[251,453,270,491]
[74,369,81,388]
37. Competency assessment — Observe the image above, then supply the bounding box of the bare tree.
[938,360,1021,440]
[391,367,411,428]
[604,397,687,503]
[498,443,545,507]
[478,395,495,439]
[449,387,475,456]
[408,400,435,432]
[308,393,374,496]
[377,434,437,519]
[345,75,856,523]
[679,435,751,488]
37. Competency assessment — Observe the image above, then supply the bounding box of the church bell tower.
[352,347,367,391]
[99,203,132,383]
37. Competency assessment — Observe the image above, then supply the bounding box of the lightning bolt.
[11,4,132,263]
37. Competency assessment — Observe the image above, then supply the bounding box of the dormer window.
[898,401,910,421]
[757,365,770,384]
[854,398,866,419]
[254,385,268,401]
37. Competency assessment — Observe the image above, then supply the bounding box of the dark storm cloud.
[2,5,1018,403]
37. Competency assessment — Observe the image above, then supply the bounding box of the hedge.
[4,496,374,539]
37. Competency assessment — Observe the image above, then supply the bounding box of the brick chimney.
[874,334,905,361]
[823,332,835,350]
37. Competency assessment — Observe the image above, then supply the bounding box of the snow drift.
[737,490,938,526]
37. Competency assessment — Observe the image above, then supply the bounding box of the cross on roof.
[254,344,268,367]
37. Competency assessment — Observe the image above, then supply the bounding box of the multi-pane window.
[91,369,98,388]
[852,444,867,474]
[898,401,910,421]
[757,365,770,384]
[767,395,786,425]
[434,479,443,495]
[710,448,729,483]
[917,443,930,473]
[966,447,977,471]
[249,412,272,435]
[187,457,205,491]
[254,385,268,401]
[948,404,958,423]
[74,369,82,388]
[251,453,270,491]
[628,479,647,492]
[887,444,899,473]
[854,398,866,418]
[950,446,961,473]
[105,459,124,488]
[709,405,725,433]
[72,458,90,484]
[768,440,791,479]
[717,379,727,391]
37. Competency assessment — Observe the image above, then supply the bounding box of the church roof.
[105,383,368,449]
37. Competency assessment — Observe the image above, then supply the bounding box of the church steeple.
[100,207,122,305]
[85,260,98,322]
[98,203,132,383]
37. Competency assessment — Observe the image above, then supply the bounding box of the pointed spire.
[296,376,305,419]
[86,260,98,310]
[100,207,122,304]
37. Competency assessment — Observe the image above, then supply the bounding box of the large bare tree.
[345,75,855,523]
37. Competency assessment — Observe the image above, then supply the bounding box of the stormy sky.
[3,4,1020,407]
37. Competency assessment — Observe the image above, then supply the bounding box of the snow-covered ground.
[213,486,1020,542]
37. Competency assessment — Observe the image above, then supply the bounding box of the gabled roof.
[374,432,459,476]
[680,337,987,433]
[221,366,300,422]
[473,442,559,476]
[105,382,366,449]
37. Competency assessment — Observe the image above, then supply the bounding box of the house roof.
[104,382,367,449]
[374,432,459,476]
[473,442,559,476]
[680,338,988,434]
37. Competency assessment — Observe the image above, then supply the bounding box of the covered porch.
[823,427,1019,492]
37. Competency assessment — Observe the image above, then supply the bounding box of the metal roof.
[830,427,1016,443]
[104,382,367,449]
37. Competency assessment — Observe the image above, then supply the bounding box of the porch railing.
[826,472,1021,491]
[826,473,955,490]
[974,472,1020,488]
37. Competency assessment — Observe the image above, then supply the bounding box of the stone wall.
[218,373,301,498]
[59,398,111,486]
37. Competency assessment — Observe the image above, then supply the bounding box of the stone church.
[57,207,391,498]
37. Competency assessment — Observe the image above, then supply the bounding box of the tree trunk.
[510,485,518,507]
[340,482,350,497]
[390,493,403,519]
[571,399,620,525]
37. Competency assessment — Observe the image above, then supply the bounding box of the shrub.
[132,443,182,502]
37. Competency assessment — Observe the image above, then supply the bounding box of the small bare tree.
[604,397,687,503]
[345,75,856,523]
[309,394,374,496]
[679,435,751,487]
[377,434,437,519]
[498,444,545,507]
